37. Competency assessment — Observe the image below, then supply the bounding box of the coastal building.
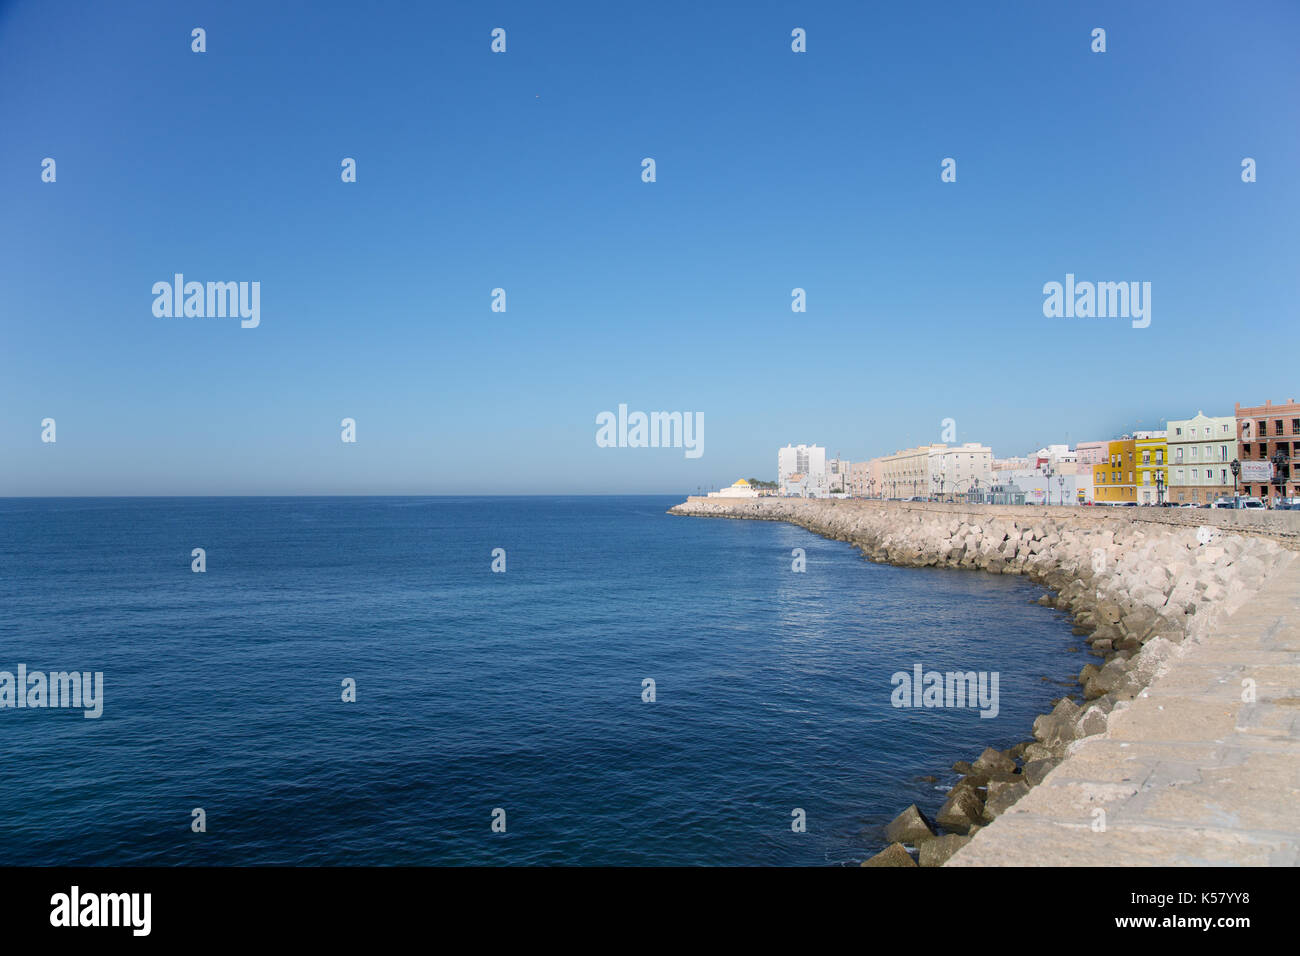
[1075,441,1108,467]
[997,463,1084,505]
[827,456,851,495]
[880,445,933,498]
[778,444,828,497]
[1236,398,1299,500]
[708,479,760,499]
[1167,412,1235,505]
[848,458,884,498]
[930,443,993,499]
[1134,430,1168,505]
[1093,438,1137,504]
[1073,465,1095,505]
[992,457,1030,473]
[1033,445,1077,468]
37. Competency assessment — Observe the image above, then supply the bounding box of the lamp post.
[1058,474,1066,507]
[1273,450,1287,506]
[1231,458,1241,507]
[1044,464,1055,506]
[1155,470,1164,506]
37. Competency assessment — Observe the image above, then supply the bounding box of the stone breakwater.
[668,496,1300,866]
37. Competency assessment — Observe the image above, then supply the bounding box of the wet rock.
[861,843,917,867]
[936,783,985,834]
[884,804,937,846]
[972,746,1016,775]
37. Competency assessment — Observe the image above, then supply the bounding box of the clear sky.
[2,0,1297,495]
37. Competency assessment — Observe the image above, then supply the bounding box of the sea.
[0,496,1081,866]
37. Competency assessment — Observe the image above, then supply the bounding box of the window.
[1292,419,1300,435]
[1191,446,1198,460]
[1157,450,1164,464]
[1142,451,1150,465]
[1175,427,1183,436]
[1276,420,1284,436]
[1176,448,1184,462]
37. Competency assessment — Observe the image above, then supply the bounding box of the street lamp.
[1273,450,1288,506]
[1155,470,1164,506]
[1230,458,1241,507]
[1044,464,1055,506]
[1058,474,1066,506]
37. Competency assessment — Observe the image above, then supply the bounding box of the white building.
[999,464,1088,505]
[1033,445,1077,467]
[827,457,851,495]
[778,444,828,497]
[930,443,993,498]
[709,478,760,498]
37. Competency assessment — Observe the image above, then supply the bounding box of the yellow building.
[1093,438,1136,503]
[1134,432,1168,505]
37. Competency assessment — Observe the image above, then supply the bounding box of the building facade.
[880,446,932,498]
[1236,398,1299,500]
[1134,430,1168,505]
[1093,438,1137,503]
[827,457,851,495]
[848,458,884,498]
[708,479,760,498]
[930,443,993,498]
[778,444,827,497]
[1167,412,1236,505]
[1075,441,1108,466]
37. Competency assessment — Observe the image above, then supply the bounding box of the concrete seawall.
[668,496,1300,866]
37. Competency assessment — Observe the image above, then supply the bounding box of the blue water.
[0,496,1080,866]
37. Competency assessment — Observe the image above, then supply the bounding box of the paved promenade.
[950,551,1300,866]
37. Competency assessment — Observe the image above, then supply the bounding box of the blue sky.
[1,0,1296,494]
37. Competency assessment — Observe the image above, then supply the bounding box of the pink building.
[1075,441,1108,466]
